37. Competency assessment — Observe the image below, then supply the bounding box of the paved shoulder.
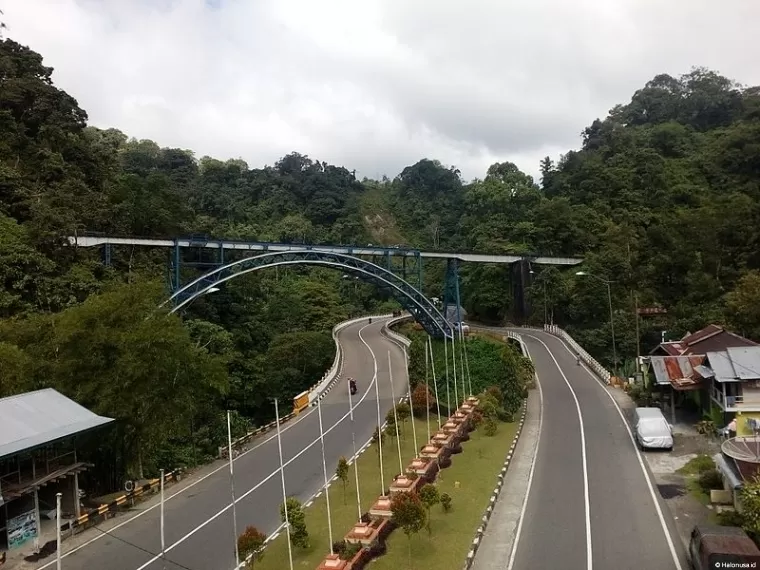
[469,387,541,570]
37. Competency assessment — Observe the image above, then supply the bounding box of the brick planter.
[407,455,438,480]
[369,495,392,519]
[344,521,379,546]
[317,553,350,570]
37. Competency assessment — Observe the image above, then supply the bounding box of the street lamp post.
[576,271,618,378]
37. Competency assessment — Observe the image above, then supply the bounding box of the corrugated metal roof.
[726,346,760,381]
[0,389,114,459]
[650,355,704,386]
[683,324,724,346]
[693,365,715,379]
[706,351,739,382]
[652,324,757,357]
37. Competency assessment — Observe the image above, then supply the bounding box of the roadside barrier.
[542,324,612,383]
[61,468,185,536]
[305,313,395,407]
[382,313,413,348]
[219,313,398,459]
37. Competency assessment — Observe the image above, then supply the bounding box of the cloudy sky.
[5,0,759,182]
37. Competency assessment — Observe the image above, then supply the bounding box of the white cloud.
[5,0,760,183]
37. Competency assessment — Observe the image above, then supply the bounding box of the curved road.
[41,317,408,570]
[506,328,686,570]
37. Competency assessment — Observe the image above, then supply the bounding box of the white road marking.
[506,342,544,570]
[38,318,385,570]
[133,320,385,570]
[523,333,593,570]
[545,332,683,570]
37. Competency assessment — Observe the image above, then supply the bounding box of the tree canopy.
[1,36,759,489]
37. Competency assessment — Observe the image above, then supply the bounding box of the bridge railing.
[218,313,396,459]
[383,313,413,347]
[542,324,612,384]
[306,313,395,405]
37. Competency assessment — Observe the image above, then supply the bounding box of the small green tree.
[440,493,452,513]
[372,425,386,467]
[396,402,412,438]
[280,497,309,548]
[237,526,266,566]
[391,492,427,567]
[418,483,441,535]
[336,456,350,505]
[483,417,498,436]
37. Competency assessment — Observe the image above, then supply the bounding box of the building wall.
[735,411,760,436]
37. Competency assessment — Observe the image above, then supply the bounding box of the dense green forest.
[1,36,759,488]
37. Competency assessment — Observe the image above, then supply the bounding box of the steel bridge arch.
[162,250,454,339]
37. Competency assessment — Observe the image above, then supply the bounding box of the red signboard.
[637,307,668,315]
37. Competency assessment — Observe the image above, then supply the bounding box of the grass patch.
[677,454,715,476]
[250,415,517,569]
[371,422,517,570]
[678,455,723,506]
[685,477,712,505]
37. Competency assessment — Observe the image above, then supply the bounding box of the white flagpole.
[428,337,442,429]
[226,411,240,567]
[388,352,404,474]
[348,381,362,520]
[317,397,335,553]
[462,327,473,396]
[404,348,419,453]
[424,340,431,442]
[443,336,451,414]
[274,399,295,570]
[56,492,62,570]
[458,326,467,398]
[160,469,166,568]
[451,332,459,409]
[374,363,386,494]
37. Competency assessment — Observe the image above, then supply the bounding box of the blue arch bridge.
[66,234,582,337]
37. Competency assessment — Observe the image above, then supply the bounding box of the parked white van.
[634,407,674,451]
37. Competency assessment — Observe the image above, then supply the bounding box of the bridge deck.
[65,236,583,266]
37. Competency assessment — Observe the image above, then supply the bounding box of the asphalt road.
[481,327,686,570]
[50,317,408,570]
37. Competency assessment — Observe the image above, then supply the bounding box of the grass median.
[248,414,517,570]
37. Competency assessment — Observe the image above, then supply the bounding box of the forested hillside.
[1,37,759,486]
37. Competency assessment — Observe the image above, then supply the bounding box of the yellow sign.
[293,391,310,413]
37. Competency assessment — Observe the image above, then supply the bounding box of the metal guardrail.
[305,313,395,405]
[383,313,414,347]
[219,314,397,459]
[60,469,185,535]
[542,324,612,383]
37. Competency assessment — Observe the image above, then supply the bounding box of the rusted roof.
[650,355,705,389]
[651,324,757,356]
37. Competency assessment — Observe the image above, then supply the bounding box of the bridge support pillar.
[442,258,462,325]
[102,244,111,266]
[511,259,533,324]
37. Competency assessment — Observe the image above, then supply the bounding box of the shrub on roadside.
[698,469,724,492]
[717,509,745,527]
[483,417,498,436]
[237,526,266,564]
